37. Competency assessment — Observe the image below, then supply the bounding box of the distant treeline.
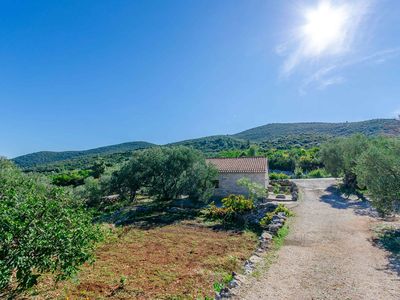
[12,118,400,171]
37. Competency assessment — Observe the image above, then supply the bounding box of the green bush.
[376,228,400,254]
[306,168,330,178]
[0,159,101,297]
[269,172,290,180]
[294,167,303,179]
[203,195,254,222]
[52,169,92,187]
[236,177,266,200]
[259,204,294,226]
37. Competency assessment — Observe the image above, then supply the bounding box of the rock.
[219,287,232,298]
[244,260,254,274]
[261,232,273,240]
[277,212,287,219]
[271,215,282,222]
[268,223,282,234]
[167,207,182,213]
[228,278,239,288]
[271,218,283,226]
[260,232,273,249]
[249,255,262,265]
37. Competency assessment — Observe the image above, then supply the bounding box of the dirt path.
[235,179,400,300]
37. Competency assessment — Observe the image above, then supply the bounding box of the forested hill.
[13,141,155,168]
[12,119,400,169]
[233,119,400,142]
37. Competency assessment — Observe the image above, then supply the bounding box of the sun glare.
[302,1,349,56]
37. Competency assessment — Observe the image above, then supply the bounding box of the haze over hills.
[12,119,400,169]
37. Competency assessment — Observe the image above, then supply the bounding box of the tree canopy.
[320,135,400,215]
[0,159,101,297]
[110,146,217,201]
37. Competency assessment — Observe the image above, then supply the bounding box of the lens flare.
[302,1,350,56]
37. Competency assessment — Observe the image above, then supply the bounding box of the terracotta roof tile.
[206,157,267,173]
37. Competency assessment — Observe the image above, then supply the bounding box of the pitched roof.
[206,157,267,173]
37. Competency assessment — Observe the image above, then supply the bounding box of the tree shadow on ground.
[97,198,261,234]
[371,228,400,277]
[321,185,400,277]
[320,185,379,218]
[98,200,202,229]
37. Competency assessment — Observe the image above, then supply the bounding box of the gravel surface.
[235,179,400,300]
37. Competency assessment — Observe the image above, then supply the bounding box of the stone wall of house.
[214,172,268,198]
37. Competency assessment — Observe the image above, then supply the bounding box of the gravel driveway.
[235,179,400,300]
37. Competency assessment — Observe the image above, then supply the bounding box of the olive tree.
[110,146,217,201]
[0,159,101,297]
[356,138,400,215]
[320,134,369,192]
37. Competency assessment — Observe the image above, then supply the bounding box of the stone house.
[206,157,268,198]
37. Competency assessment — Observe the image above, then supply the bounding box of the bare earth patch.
[26,223,257,299]
[234,179,400,300]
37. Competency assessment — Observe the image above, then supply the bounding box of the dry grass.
[26,223,257,300]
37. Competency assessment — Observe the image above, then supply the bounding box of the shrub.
[269,173,290,180]
[203,195,254,222]
[52,169,92,187]
[236,177,266,201]
[273,185,281,195]
[0,159,101,297]
[259,204,294,226]
[376,227,400,254]
[222,194,254,212]
[294,166,303,179]
[306,168,330,178]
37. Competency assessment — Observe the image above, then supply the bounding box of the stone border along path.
[228,178,400,300]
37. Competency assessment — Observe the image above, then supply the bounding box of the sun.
[302,1,350,56]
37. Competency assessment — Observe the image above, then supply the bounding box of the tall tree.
[356,138,400,215]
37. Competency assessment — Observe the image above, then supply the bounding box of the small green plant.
[213,282,224,293]
[294,167,303,179]
[119,276,127,288]
[259,204,294,226]
[236,177,266,200]
[273,224,290,248]
[222,273,234,284]
[273,185,281,195]
[269,172,290,180]
[306,168,330,178]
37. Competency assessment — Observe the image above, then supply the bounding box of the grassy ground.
[24,199,258,300]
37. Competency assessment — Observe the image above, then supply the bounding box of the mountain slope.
[12,119,400,169]
[168,135,249,154]
[13,141,155,168]
[233,119,400,142]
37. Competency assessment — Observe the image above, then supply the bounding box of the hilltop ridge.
[12,118,400,169]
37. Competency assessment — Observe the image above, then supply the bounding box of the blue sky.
[1,0,399,158]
